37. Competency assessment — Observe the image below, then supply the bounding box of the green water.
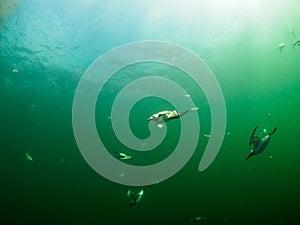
[1,0,300,224]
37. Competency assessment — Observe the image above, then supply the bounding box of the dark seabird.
[245,126,277,161]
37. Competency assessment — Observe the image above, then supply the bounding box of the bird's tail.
[245,155,251,161]
[269,127,277,135]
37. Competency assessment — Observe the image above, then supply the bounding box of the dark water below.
[1,0,300,224]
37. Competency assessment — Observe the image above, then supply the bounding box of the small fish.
[277,42,285,52]
[203,134,210,138]
[127,189,143,207]
[115,152,132,160]
[191,216,207,223]
[289,28,296,37]
[26,152,33,161]
[293,39,300,48]
[190,107,199,111]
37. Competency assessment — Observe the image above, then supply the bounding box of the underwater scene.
[1,0,300,224]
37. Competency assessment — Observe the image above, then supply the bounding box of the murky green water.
[1,0,300,224]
